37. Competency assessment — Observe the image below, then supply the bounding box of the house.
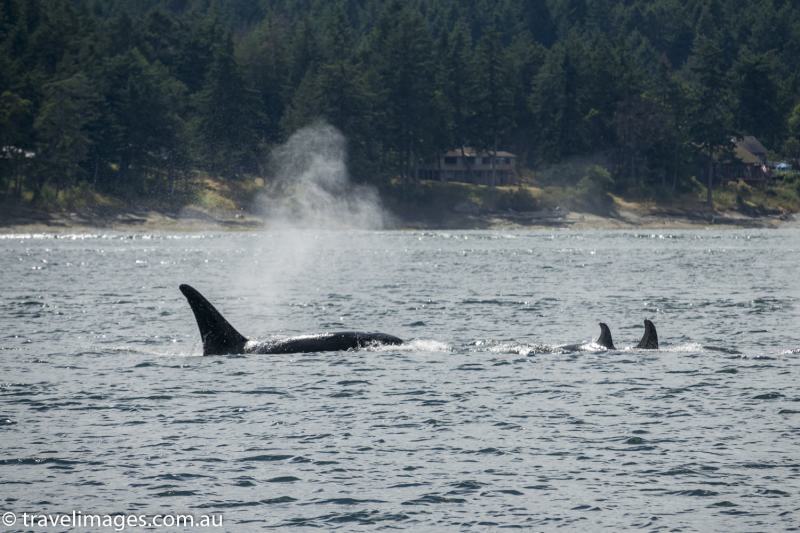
[418,147,517,186]
[0,145,36,160]
[717,136,771,183]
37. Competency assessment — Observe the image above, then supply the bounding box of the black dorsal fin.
[636,319,659,349]
[179,284,247,355]
[597,322,615,350]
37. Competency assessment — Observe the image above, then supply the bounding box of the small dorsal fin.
[636,319,659,349]
[179,284,248,355]
[597,322,615,350]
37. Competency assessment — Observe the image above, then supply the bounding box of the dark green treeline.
[2,0,800,200]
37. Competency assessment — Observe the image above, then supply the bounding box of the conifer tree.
[687,32,735,207]
[193,33,260,177]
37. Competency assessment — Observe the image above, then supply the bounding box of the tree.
[33,73,98,199]
[94,49,188,192]
[549,0,588,37]
[236,13,289,144]
[438,19,472,152]
[0,89,33,196]
[613,93,676,190]
[505,33,546,166]
[193,33,260,177]
[788,102,800,140]
[733,49,783,146]
[686,32,735,207]
[281,3,377,179]
[469,25,514,184]
[529,42,583,163]
[366,2,437,178]
[2,0,800,205]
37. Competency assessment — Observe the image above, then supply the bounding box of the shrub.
[576,165,614,212]
[498,186,538,211]
[727,179,753,206]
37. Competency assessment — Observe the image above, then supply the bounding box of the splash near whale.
[179,284,403,355]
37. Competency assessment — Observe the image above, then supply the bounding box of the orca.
[635,319,659,349]
[596,318,658,350]
[597,322,615,349]
[568,321,658,351]
[597,320,659,350]
[556,323,616,352]
[179,284,403,355]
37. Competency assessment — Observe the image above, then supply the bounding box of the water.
[1,229,799,531]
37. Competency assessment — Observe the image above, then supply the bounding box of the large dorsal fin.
[636,319,659,349]
[179,284,248,355]
[597,322,615,350]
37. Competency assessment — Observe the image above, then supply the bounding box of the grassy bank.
[2,172,798,231]
[7,174,264,213]
[0,174,265,230]
[380,174,800,228]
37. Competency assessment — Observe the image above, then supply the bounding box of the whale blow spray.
[235,122,388,329]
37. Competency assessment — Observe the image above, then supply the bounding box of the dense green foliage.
[2,0,800,203]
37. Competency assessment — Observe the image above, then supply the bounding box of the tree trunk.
[460,146,470,183]
[31,172,45,203]
[492,136,497,185]
[706,149,714,209]
[92,157,99,188]
[14,172,22,197]
[671,146,679,193]
[168,163,175,196]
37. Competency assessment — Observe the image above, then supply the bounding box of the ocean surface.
[1,229,799,531]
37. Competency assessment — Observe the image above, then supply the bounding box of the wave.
[482,340,610,356]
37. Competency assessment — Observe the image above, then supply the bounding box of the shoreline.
[0,204,794,234]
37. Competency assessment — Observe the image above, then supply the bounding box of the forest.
[2,0,800,207]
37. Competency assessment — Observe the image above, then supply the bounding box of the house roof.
[732,136,768,165]
[738,136,767,156]
[443,147,515,158]
[733,143,762,165]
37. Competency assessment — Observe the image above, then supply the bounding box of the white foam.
[574,341,608,353]
[369,339,452,353]
[661,343,705,352]
[488,343,537,356]
[619,342,703,353]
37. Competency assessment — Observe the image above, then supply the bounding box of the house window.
[482,157,492,165]
[444,156,457,165]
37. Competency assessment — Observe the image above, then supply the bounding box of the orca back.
[247,332,404,354]
[180,284,247,355]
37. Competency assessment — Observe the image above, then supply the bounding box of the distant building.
[418,148,517,186]
[717,136,771,183]
[0,145,36,159]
